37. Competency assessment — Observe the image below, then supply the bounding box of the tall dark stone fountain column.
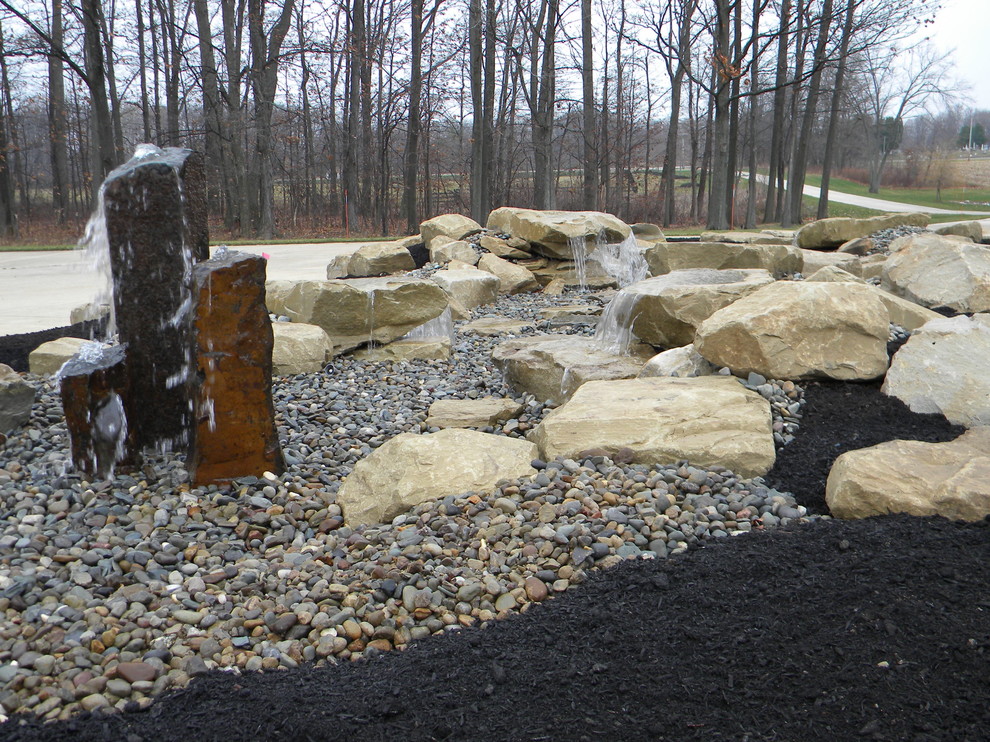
[62,146,283,484]
[102,149,209,452]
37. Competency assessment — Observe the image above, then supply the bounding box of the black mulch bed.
[3,332,988,741]
[0,319,106,373]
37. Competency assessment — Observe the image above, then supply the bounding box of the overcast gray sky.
[925,0,990,110]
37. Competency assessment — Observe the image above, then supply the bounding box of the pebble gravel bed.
[0,290,814,723]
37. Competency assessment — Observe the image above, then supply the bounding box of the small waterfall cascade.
[566,230,648,291]
[592,288,641,355]
[566,235,590,290]
[402,306,454,343]
[592,231,649,288]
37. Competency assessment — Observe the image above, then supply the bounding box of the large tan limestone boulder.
[477,254,540,294]
[637,345,717,378]
[69,301,111,325]
[699,231,792,245]
[479,234,531,259]
[646,242,802,278]
[431,268,500,309]
[326,241,414,278]
[805,266,867,284]
[265,280,297,315]
[795,213,930,249]
[694,282,890,380]
[826,428,990,521]
[0,364,35,434]
[836,237,875,256]
[859,254,887,281]
[28,337,90,377]
[630,223,666,241]
[933,221,984,243]
[617,269,775,348]
[882,314,990,427]
[429,238,479,266]
[271,323,333,375]
[873,289,942,331]
[493,335,654,403]
[426,397,525,429]
[798,249,862,277]
[486,207,631,260]
[337,429,538,527]
[419,214,483,245]
[880,233,990,313]
[352,337,451,362]
[531,376,775,478]
[804,271,942,330]
[272,278,448,353]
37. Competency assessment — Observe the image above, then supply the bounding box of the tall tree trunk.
[786,0,834,226]
[194,0,227,220]
[764,0,790,223]
[724,0,742,227]
[660,0,695,227]
[404,0,424,232]
[744,0,761,229]
[580,0,597,209]
[81,0,116,201]
[98,5,125,158]
[149,0,162,140]
[531,0,557,209]
[706,0,731,230]
[297,7,316,221]
[817,0,855,219]
[136,0,152,141]
[221,0,249,232]
[0,18,16,236]
[481,0,496,216]
[48,0,70,222]
[248,0,295,238]
[343,0,363,229]
[469,0,484,221]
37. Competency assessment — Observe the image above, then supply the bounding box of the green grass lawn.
[804,174,990,212]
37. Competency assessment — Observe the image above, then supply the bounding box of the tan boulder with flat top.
[881,233,990,313]
[426,397,525,429]
[796,213,929,249]
[804,272,942,331]
[694,281,890,380]
[882,314,990,427]
[493,335,654,403]
[28,337,91,377]
[933,221,984,242]
[531,376,775,478]
[826,428,990,521]
[271,323,333,374]
[419,214,483,245]
[486,207,631,259]
[646,242,801,278]
[431,268,500,309]
[325,241,414,278]
[337,429,538,527]
[272,278,448,353]
[478,254,541,294]
[616,269,775,348]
